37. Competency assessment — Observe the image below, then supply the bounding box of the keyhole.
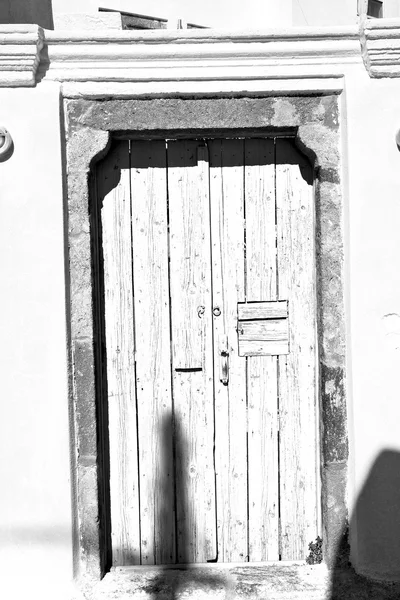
[213,306,221,317]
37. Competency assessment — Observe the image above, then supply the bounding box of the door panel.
[209,139,248,562]
[244,138,280,561]
[129,140,176,565]
[168,140,216,563]
[276,139,318,559]
[99,141,141,565]
[99,136,319,567]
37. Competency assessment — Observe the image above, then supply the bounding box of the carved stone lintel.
[0,25,44,87]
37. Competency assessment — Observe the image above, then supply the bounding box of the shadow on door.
[144,410,225,599]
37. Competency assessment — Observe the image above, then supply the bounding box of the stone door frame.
[64,95,348,581]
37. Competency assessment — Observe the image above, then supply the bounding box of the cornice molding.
[3,19,400,88]
[37,26,361,87]
[362,18,400,78]
[0,25,44,87]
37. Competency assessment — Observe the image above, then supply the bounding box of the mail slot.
[237,300,289,356]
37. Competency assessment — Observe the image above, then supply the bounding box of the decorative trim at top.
[37,26,361,86]
[362,17,400,78]
[2,18,400,87]
[0,25,44,87]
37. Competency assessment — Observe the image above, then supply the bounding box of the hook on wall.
[0,127,13,162]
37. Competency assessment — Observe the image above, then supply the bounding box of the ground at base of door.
[79,563,400,600]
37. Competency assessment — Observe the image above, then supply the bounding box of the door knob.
[213,306,221,317]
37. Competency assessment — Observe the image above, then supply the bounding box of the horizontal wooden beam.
[238,300,288,320]
[238,318,288,341]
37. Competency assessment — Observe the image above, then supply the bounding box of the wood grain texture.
[276,138,318,560]
[209,139,248,562]
[245,138,280,561]
[237,301,288,320]
[239,339,289,357]
[100,140,141,566]
[167,140,217,563]
[130,140,176,565]
[238,319,289,341]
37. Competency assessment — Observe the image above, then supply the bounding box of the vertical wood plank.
[209,139,248,562]
[276,138,318,560]
[245,138,280,561]
[167,140,217,563]
[130,140,175,565]
[100,140,141,565]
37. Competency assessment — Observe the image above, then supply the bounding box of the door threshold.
[91,563,330,599]
[115,559,309,571]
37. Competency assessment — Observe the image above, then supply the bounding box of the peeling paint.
[272,98,299,127]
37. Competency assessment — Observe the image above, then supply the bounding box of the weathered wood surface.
[100,140,141,565]
[238,319,288,341]
[102,136,318,567]
[209,139,248,562]
[130,140,175,565]
[238,318,289,357]
[167,140,217,562]
[245,138,280,561]
[239,338,289,357]
[276,138,318,559]
[237,300,288,320]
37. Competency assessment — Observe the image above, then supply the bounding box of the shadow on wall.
[145,411,225,599]
[330,450,400,599]
[0,0,53,29]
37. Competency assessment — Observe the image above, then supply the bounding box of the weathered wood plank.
[244,138,280,561]
[238,301,288,321]
[276,138,318,560]
[238,318,289,341]
[100,140,141,566]
[209,138,248,562]
[130,140,175,565]
[167,140,217,563]
[168,144,210,371]
[239,339,289,357]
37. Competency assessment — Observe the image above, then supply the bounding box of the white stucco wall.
[343,68,400,579]
[0,82,73,599]
[2,11,400,594]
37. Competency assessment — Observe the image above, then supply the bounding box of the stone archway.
[64,95,347,581]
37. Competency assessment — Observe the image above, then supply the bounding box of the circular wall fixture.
[396,128,400,149]
[0,127,14,162]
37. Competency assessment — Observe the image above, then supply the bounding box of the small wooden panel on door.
[98,135,319,567]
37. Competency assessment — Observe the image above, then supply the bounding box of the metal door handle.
[220,335,229,386]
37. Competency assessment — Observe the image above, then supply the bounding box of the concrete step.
[90,563,331,599]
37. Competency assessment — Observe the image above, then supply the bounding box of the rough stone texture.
[65,95,348,582]
[321,366,348,463]
[74,563,400,600]
[66,126,111,580]
[91,564,330,600]
[322,463,348,568]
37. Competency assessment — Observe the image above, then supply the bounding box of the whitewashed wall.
[1,14,400,597]
[0,82,73,599]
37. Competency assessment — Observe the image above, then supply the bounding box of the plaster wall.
[343,68,400,580]
[1,23,400,593]
[0,82,73,599]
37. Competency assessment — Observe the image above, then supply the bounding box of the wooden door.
[97,137,319,566]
